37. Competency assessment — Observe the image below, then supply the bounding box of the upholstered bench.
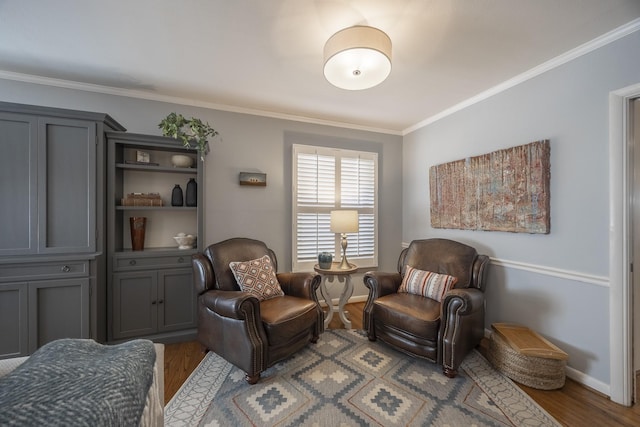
[487,323,568,390]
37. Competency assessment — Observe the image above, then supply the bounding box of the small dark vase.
[318,252,333,269]
[171,184,183,206]
[186,178,197,207]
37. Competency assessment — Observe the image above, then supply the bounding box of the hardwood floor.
[164,302,640,426]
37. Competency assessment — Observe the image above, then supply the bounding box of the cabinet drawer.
[0,260,89,282]
[115,255,191,271]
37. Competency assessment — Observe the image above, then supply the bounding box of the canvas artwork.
[430,139,550,234]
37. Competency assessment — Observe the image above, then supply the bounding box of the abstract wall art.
[429,139,550,234]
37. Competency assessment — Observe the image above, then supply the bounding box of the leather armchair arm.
[200,289,261,320]
[441,287,484,316]
[363,271,402,339]
[363,271,402,299]
[278,272,324,337]
[192,253,214,295]
[197,288,267,381]
[439,287,486,376]
[277,272,321,300]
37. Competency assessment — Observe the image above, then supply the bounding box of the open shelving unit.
[106,132,203,343]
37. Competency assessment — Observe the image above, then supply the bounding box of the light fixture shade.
[330,210,359,233]
[323,26,392,90]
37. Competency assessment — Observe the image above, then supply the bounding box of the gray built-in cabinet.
[0,102,125,359]
[106,132,202,343]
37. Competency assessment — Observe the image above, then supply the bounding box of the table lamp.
[330,210,359,269]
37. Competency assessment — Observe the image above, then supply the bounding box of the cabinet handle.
[158,299,164,304]
[129,260,137,266]
[61,265,71,273]
[178,257,184,263]
[151,300,156,305]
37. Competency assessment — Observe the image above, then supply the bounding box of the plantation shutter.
[292,144,378,271]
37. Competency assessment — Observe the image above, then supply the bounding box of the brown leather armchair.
[363,238,489,378]
[192,238,324,384]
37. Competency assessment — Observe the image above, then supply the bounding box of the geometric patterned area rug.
[165,329,560,426]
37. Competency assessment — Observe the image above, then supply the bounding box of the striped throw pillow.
[397,265,458,302]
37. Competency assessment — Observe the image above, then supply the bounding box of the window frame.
[292,144,378,272]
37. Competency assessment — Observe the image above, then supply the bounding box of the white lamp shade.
[324,26,392,90]
[330,210,359,233]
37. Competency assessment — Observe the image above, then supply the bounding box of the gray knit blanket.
[0,338,156,426]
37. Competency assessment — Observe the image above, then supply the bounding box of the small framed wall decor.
[136,150,150,163]
[239,172,267,186]
[125,150,159,166]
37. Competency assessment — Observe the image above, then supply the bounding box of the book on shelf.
[121,193,164,206]
[126,192,161,199]
[121,198,164,206]
[124,160,160,166]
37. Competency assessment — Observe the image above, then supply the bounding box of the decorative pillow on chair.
[398,265,458,302]
[229,255,284,300]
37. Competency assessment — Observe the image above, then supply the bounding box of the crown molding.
[1,18,637,138]
[0,70,402,136]
[402,18,640,135]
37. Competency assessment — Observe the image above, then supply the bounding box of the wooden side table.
[314,262,357,329]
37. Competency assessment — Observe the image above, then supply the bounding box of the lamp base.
[338,233,351,269]
[338,255,351,270]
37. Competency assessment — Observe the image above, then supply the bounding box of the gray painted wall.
[4,27,637,389]
[0,79,403,299]
[403,30,640,385]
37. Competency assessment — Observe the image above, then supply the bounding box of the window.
[292,144,378,271]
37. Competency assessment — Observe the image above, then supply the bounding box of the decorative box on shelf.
[121,193,164,207]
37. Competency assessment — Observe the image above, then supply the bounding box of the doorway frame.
[609,82,640,406]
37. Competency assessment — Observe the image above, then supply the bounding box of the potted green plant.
[158,112,219,161]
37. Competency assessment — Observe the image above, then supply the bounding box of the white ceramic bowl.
[171,154,194,168]
[173,234,195,250]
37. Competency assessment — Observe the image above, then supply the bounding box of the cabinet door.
[112,271,157,339]
[158,268,196,332]
[38,117,97,254]
[28,278,90,352]
[0,113,38,256]
[0,283,29,358]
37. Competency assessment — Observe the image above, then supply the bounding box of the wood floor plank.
[164,302,640,426]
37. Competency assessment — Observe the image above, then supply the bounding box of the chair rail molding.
[489,258,608,287]
[400,242,608,287]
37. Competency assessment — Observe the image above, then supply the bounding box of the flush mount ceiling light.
[323,25,392,90]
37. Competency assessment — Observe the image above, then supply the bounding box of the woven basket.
[487,332,566,390]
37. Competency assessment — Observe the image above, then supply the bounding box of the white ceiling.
[1,0,639,134]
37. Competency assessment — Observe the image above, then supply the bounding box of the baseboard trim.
[565,366,610,397]
[321,294,368,307]
[348,295,368,304]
